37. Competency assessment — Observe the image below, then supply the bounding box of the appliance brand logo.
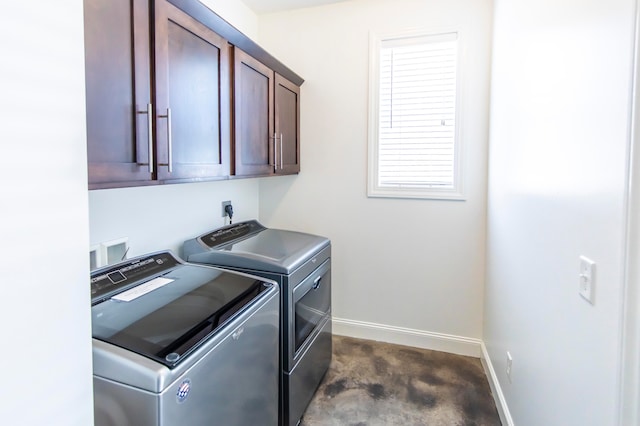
[176,379,191,403]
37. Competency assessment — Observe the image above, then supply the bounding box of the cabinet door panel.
[84,0,152,186]
[234,48,274,177]
[274,74,300,174]
[155,1,230,181]
[239,68,270,166]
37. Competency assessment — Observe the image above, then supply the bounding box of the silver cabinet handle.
[272,132,278,172]
[312,276,322,290]
[159,108,173,173]
[136,103,154,174]
[280,133,284,169]
[167,108,173,173]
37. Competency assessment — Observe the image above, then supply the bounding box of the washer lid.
[91,251,268,368]
[189,221,330,274]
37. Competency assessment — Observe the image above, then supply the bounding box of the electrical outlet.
[506,351,513,383]
[579,256,596,304]
[221,200,232,218]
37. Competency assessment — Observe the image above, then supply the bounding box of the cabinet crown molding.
[168,0,304,86]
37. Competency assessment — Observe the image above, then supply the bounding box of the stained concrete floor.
[300,335,501,426]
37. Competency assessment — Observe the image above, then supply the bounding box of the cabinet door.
[233,48,275,177]
[274,74,301,175]
[154,1,231,181]
[84,0,153,187]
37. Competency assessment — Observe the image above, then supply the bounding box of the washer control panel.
[90,251,179,304]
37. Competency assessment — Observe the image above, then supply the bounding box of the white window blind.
[369,31,461,199]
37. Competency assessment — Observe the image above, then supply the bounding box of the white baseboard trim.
[331,316,483,357]
[480,342,515,426]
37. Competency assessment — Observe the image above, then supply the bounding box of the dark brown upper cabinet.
[233,48,300,177]
[84,0,302,189]
[154,0,231,182]
[274,74,301,175]
[84,0,153,187]
[233,48,274,177]
[84,0,230,189]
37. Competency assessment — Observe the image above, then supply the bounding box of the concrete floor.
[300,335,501,426]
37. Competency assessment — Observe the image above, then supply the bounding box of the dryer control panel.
[199,220,266,248]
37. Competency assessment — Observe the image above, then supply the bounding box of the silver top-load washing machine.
[183,221,332,426]
[90,250,280,426]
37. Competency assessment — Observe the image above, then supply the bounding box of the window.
[368,31,463,200]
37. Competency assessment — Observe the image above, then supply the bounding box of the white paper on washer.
[112,277,174,302]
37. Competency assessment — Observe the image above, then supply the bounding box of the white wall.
[485,0,636,424]
[621,6,640,420]
[88,1,261,259]
[0,1,93,425]
[89,179,260,258]
[257,0,493,351]
[199,0,258,39]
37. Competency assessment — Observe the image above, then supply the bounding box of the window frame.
[367,28,465,201]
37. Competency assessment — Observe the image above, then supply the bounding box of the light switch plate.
[579,256,595,304]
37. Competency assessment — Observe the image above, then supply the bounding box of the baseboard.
[480,342,515,426]
[331,316,482,357]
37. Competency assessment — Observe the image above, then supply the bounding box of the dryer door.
[291,259,331,360]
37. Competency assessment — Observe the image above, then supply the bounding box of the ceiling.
[241,0,348,14]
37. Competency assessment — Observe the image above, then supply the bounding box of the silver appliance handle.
[312,276,321,290]
[136,103,154,174]
[293,259,331,303]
